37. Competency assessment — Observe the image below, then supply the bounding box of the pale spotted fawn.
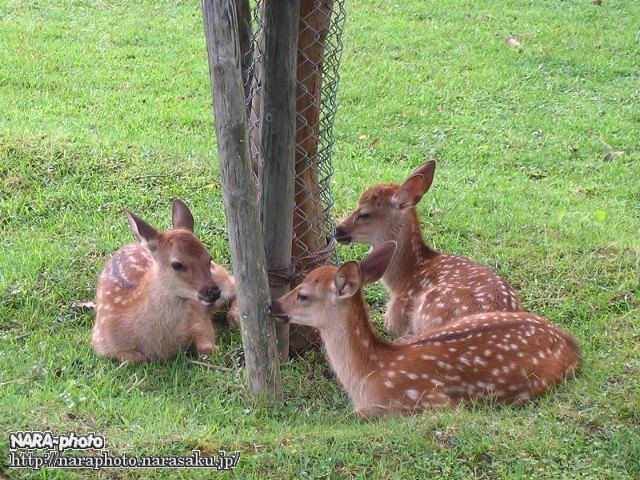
[271,242,580,418]
[334,160,521,338]
[92,199,236,363]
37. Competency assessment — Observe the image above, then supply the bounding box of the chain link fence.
[243,0,345,354]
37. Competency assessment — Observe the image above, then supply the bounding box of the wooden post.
[202,0,282,400]
[258,0,300,360]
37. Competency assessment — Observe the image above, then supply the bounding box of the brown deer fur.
[271,242,580,417]
[334,161,521,338]
[92,199,236,363]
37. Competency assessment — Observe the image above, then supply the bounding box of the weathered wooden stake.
[202,0,282,400]
[259,0,299,360]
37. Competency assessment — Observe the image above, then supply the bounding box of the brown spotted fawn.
[334,160,522,338]
[270,242,580,417]
[92,199,236,363]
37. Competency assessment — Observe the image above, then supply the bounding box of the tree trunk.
[248,1,265,172]
[289,0,334,353]
[235,0,252,101]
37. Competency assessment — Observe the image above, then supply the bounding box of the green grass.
[1,0,639,477]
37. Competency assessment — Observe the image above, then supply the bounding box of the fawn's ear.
[172,198,195,232]
[391,160,436,210]
[125,211,159,250]
[359,241,397,285]
[412,160,436,188]
[334,261,361,299]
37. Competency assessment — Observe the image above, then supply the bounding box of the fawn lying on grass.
[334,161,522,338]
[271,242,580,417]
[92,199,236,363]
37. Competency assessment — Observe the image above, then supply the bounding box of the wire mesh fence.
[243,0,346,354]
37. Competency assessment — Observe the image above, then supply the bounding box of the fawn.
[334,160,522,338]
[271,242,580,417]
[92,199,236,363]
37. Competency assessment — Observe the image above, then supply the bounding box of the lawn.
[1,0,639,478]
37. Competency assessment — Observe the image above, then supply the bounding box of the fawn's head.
[334,161,435,246]
[125,199,221,305]
[271,242,396,330]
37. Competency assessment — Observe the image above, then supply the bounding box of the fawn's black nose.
[333,226,352,244]
[269,302,289,323]
[205,286,221,302]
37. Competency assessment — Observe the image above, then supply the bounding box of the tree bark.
[289,0,334,353]
[235,0,252,101]
[259,0,299,360]
[202,0,282,400]
[293,0,334,258]
[248,1,265,171]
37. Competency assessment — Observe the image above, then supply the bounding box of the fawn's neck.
[140,265,188,325]
[382,210,436,294]
[319,297,390,406]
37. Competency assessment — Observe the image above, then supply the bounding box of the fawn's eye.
[171,261,185,271]
[297,293,309,302]
[357,212,370,221]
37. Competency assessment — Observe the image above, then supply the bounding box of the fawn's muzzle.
[269,302,290,323]
[199,285,221,304]
[333,226,352,244]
